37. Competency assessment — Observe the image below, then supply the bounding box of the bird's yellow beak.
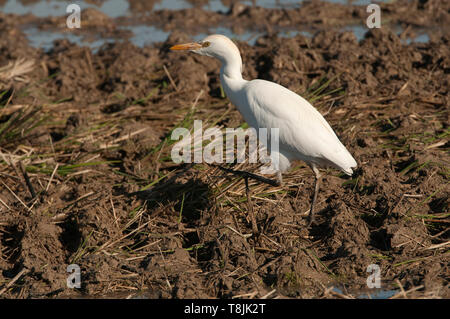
[170,43,202,51]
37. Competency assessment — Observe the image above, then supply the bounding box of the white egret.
[170,34,357,225]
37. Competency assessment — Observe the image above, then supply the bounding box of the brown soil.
[0,0,448,299]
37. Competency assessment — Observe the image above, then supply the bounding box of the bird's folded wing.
[245,79,356,172]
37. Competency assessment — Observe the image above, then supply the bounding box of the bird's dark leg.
[211,164,279,235]
[244,176,259,235]
[213,164,280,187]
[276,171,283,186]
[307,166,321,227]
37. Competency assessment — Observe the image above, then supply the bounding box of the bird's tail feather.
[328,146,357,176]
[338,154,357,176]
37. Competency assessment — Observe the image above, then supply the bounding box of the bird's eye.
[202,41,210,48]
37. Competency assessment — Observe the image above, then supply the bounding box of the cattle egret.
[170,34,357,225]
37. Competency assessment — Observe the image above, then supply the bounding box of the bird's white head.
[170,34,243,79]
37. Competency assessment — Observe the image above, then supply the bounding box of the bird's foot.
[213,165,279,187]
[306,214,316,228]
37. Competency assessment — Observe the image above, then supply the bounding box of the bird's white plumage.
[242,79,357,174]
[171,34,357,178]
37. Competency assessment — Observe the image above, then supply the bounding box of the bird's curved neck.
[218,52,243,81]
[216,50,246,105]
[220,66,246,98]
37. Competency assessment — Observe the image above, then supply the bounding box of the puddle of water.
[201,0,393,11]
[1,0,395,17]
[342,24,430,43]
[328,0,389,5]
[278,29,313,39]
[409,33,430,43]
[7,0,430,52]
[341,24,368,41]
[400,32,430,44]
[25,26,85,51]
[152,0,192,11]
[332,287,399,299]
[22,22,431,53]
[1,0,129,18]
[23,25,170,52]
[122,25,170,47]
[23,25,307,52]
[207,0,301,11]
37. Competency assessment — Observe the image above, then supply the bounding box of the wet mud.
[0,0,448,298]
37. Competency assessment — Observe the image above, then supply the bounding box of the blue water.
[25,27,119,53]
[1,0,129,18]
[332,287,399,299]
[122,25,170,47]
[0,0,399,17]
[0,0,430,51]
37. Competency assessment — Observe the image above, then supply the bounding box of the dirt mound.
[0,0,448,299]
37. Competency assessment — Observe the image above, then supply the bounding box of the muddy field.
[0,0,448,299]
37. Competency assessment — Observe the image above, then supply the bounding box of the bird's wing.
[244,79,356,173]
